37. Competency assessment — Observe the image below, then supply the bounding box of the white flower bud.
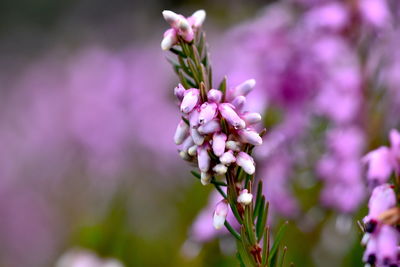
[188,145,198,156]
[226,140,241,152]
[237,189,253,205]
[213,164,228,175]
[174,120,189,145]
[236,152,255,175]
[220,150,236,165]
[213,200,228,229]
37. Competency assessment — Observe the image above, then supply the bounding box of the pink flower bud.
[236,152,255,175]
[189,9,206,28]
[242,112,262,125]
[213,164,227,175]
[207,89,222,103]
[226,140,241,151]
[212,133,227,157]
[181,136,194,152]
[364,183,396,231]
[198,102,217,125]
[189,108,200,127]
[219,103,245,129]
[363,147,393,184]
[231,79,256,98]
[190,128,204,146]
[174,120,189,145]
[237,189,253,205]
[213,200,228,229]
[200,171,211,185]
[197,119,221,135]
[177,17,194,42]
[231,96,246,111]
[237,128,263,146]
[162,10,181,26]
[174,84,186,101]
[181,89,199,113]
[378,225,399,266]
[161,29,177,51]
[363,235,378,265]
[220,150,236,165]
[197,145,210,172]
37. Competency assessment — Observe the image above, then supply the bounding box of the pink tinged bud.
[161,29,177,51]
[213,200,228,230]
[366,183,396,221]
[181,136,194,152]
[162,10,181,26]
[213,164,227,175]
[188,145,198,156]
[363,147,393,184]
[190,128,204,146]
[237,189,253,205]
[226,140,241,151]
[207,89,222,103]
[174,120,189,145]
[390,129,400,148]
[189,108,200,127]
[197,146,210,172]
[177,17,194,42]
[197,119,221,134]
[233,79,256,97]
[220,150,236,165]
[219,103,245,129]
[236,152,255,175]
[181,89,199,113]
[212,133,227,157]
[363,235,378,264]
[231,96,246,111]
[377,225,399,265]
[242,112,262,125]
[198,102,218,125]
[390,129,400,165]
[200,172,211,185]
[190,9,206,28]
[237,129,263,146]
[174,83,186,101]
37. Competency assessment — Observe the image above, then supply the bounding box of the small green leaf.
[253,181,263,219]
[268,221,288,266]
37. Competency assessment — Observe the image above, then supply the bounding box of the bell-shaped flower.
[207,89,222,103]
[190,128,204,146]
[188,9,206,28]
[225,140,241,152]
[212,133,227,157]
[213,164,228,175]
[181,89,200,113]
[197,145,210,172]
[237,128,263,146]
[174,120,189,145]
[237,189,253,205]
[174,83,186,101]
[220,150,236,165]
[161,29,178,51]
[213,200,228,230]
[198,119,221,134]
[198,102,217,125]
[236,152,255,175]
[242,112,262,125]
[363,147,393,185]
[231,96,246,111]
[219,103,245,129]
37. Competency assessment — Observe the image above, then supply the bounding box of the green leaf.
[261,227,270,266]
[169,47,186,58]
[224,221,241,241]
[268,222,288,266]
[256,198,267,241]
[253,181,263,219]
[218,76,227,96]
[244,205,256,245]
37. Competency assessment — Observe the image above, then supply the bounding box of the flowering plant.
[161,9,288,267]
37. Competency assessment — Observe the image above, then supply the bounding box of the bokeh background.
[0,0,399,266]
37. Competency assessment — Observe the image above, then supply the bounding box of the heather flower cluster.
[162,9,288,266]
[362,129,400,266]
[174,79,262,187]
